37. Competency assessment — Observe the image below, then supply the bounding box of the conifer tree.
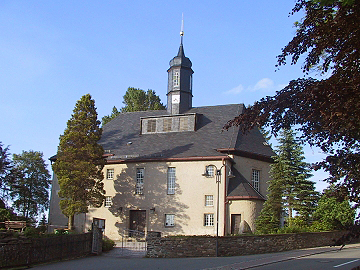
[256,129,317,233]
[52,94,105,230]
[255,173,283,234]
[275,129,317,225]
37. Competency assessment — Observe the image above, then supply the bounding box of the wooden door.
[231,214,241,234]
[129,210,146,233]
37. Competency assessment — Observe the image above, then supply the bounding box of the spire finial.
[180,13,184,45]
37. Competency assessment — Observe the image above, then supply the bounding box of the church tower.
[167,20,194,115]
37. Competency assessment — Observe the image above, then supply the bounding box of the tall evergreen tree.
[52,94,105,230]
[275,129,317,224]
[255,172,283,234]
[256,129,318,233]
[11,150,51,219]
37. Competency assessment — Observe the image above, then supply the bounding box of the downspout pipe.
[222,158,227,236]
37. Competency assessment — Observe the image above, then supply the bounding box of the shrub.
[277,225,312,234]
[24,227,41,238]
[102,237,116,252]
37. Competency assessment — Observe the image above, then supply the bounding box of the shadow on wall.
[107,162,190,236]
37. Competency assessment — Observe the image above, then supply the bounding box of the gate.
[103,229,147,258]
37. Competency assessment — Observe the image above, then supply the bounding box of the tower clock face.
[172,94,180,103]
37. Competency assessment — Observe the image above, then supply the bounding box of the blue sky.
[0,1,328,191]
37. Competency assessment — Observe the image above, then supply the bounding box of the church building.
[48,34,274,239]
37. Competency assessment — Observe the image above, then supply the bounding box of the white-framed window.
[147,119,156,133]
[205,165,215,177]
[163,118,172,132]
[173,71,179,87]
[204,213,214,226]
[104,196,112,207]
[167,167,176,195]
[205,195,214,206]
[252,169,260,191]
[136,168,144,195]
[106,169,114,180]
[165,214,175,227]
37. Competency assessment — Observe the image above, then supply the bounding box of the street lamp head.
[228,169,235,178]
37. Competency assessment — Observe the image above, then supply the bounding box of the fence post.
[91,223,103,255]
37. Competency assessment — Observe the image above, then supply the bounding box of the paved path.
[103,241,147,258]
[31,243,360,270]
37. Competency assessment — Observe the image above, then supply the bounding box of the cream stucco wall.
[232,155,271,199]
[225,155,271,234]
[227,199,264,234]
[48,154,272,239]
[87,160,229,240]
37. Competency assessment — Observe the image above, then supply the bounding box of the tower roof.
[169,43,192,69]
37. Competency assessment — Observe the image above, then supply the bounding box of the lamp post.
[215,168,221,257]
[203,163,234,257]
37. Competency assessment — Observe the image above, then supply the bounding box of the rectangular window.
[252,169,260,191]
[165,214,175,227]
[163,118,172,132]
[205,195,214,206]
[167,167,176,195]
[173,71,179,87]
[136,168,144,195]
[106,169,114,180]
[104,196,112,207]
[205,165,215,177]
[204,214,214,226]
[147,119,156,133]
[179,117,188,131]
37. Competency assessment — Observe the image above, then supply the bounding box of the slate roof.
[100,103,275,162]
[227,167,266,200]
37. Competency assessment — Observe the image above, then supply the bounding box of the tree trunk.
[68,215,75,230]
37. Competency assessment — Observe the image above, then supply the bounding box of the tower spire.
[180,13,184,45]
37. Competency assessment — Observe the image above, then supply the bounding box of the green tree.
[52,94,105,230]
[224,1,360,209]
[256,129,318,233]
[122,87,165,112]
[10,151,51,219]
[255,175,283,234]
[312,187,355,231]
[259,127,272,147]
[102,87,165,125]
[276,129,317,224]
[0,142,13,199]
[102,106,120,126]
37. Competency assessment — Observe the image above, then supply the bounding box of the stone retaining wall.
[146,231,347,258]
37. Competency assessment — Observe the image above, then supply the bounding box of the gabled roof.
[100,104,275,162]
